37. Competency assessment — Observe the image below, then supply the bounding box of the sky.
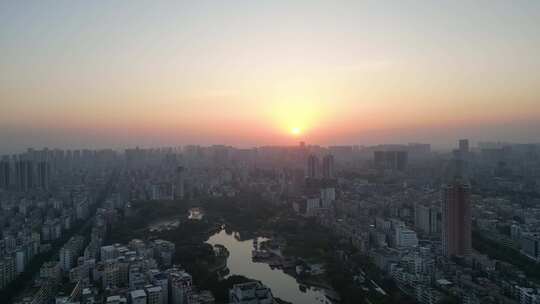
[1,1,540,153]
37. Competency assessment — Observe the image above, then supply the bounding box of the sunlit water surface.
[207,229,332,304]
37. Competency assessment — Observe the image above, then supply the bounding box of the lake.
[207,229,333,304]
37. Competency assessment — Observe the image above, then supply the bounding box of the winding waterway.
[207,229,333,304]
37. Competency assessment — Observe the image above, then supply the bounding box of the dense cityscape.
[0,140,539,304]
[2,1,540,303]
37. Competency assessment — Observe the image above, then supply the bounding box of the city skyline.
[2,1,540,153]
[2,2,540,303]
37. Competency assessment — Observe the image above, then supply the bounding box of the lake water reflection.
[207,229,333,304]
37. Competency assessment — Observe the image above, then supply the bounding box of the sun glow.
[265,94,327,140]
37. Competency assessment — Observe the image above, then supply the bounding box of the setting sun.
[291,127,301,136]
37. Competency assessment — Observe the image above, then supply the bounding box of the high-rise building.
[0,158,10,189]
[151,272,169,304]
[520,233,540,262]
[75,197,90,220]
[102,261,120,288]
[60,247,75,272]
[15,249,26,274]
[15,159,34,191]
[415,204,441,235]
[37,161,50,190]
[58,236,85,273]
[0,257,16,289]
[129,267,146,290]
[442,181,471,257]
[306,154,319,179]
[459,139,469,155]
[100,245,118,261]
[322,154,334,179]
[395,226,419,248]
[396,151,408,171]
[320,187,335,208]
[130,290,147,304]
[373,151,408,171]
[169,269,193,304]
[146,285,163,304]
[175,166,185,200]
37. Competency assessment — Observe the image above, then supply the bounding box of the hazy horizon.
[2,1,540,153]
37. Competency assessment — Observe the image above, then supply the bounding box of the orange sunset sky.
[1,1,540,152]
